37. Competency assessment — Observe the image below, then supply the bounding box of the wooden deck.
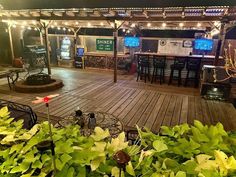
[0,67,236,132]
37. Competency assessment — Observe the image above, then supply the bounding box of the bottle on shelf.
[88,113,96,130]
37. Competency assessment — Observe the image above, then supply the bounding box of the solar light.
[147,23,151,27]
[162,23,166,27]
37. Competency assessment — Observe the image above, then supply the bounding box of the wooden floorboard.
[0,67,236,132]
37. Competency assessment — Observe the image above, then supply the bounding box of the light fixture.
[162,23,166,27]
[100,22,104,26]
[57,27,61,30]
[12,24,16,28]
[87,22,91,27]
[23,21,27,25]
[54,22,57,26]
[122,28,126,32]
[197,23,201,27]
[63,27,66,31]
[27,26,32,30]
[51,25,54,29]
[179,23,184,27]
[147,23,151,27]
[32,20,36,25]
[75,21,79,25]
[21,25,25,29]
[68,29,71,32]
[131,23,135,27]
[65,22,68,25]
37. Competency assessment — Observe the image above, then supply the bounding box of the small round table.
[55,111,123,137]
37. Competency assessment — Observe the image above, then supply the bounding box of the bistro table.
[55,111,123,137]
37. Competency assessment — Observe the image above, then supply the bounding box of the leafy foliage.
[0,107,236,177]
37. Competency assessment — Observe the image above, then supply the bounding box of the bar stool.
[184,58,201,87]
[168,57,186,86]
[136,55,150,83]
[151,56,166,84]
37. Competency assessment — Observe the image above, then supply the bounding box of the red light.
[43,96,50,103]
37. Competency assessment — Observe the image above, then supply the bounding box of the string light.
[100,22,104,26]
[34,27,38,31]
[68,29,71,32]
[21,25,25,29]
[179,23,184,27]
[32,20,36,25]
[23,21,27,25]
[147,23,151,27]
[51,25,54,29]
[131,23,135,27]
[27,26,32,30]
[197,23,201,27]
[54,22,57,26]
[75,21,79,25]
[87,22,91,27]
[12,24,16,28]
[57,27,61,30]
[122,28,126,32]
[63,27,66,31]
[162,23,166,27]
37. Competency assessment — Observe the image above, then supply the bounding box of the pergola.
[0,0,236,82]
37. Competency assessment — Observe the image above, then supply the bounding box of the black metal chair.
[168,57,186,86]
[184,58,201,87]
[151,56,166,84]
[0,99,37,129]
[136,55,150,83]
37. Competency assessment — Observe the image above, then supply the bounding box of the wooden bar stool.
[168,57,186,86]
[136,55,150,83]
[184,58,201,87]
[151,56,166,84]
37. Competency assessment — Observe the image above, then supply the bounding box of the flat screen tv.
[194,38,214,51]
[124,37,140,47]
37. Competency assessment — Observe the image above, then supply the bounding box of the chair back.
[153,55,166,68]
[186,58,201,70]
[174,57,186,68]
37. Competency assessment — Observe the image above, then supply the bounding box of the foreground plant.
[0,106,236,177]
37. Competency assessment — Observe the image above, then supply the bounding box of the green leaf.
[9,143,24,154]
[0,107,9,118]
[76,166,86,177]
[41,154,51,164]
[32,160,43,169]
[126,162,135,176]
[10,162,30,173]
[153,140,168,152]
[91,156,106,171]
[67,167,75,177]
[90,127,110,141]
[175,171,186,177]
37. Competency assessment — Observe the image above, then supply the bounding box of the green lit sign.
[96,39,114,51]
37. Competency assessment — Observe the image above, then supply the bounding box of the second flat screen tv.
[194,38,214,51]
[124,37,140,47]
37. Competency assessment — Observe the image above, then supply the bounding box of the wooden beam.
[8,25,15,65]
[1,15,236,22]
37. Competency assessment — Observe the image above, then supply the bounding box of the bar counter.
[84,52,129,69]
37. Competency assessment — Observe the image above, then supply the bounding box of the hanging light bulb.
[100,22,104,26]
[127,30,130,33]
[27,26,32,30]
[65,22,68,25]
[32,20,36,25]
[68,29,71,32]
[87,22,91,27]
[57,27,61,30]
[179,23,184,27]
[34,27,38,31]
[162,23,166,27]
[21,25,25,29]
[63,27,66,31]
[147,23,151,27]
[197,23,201,27]
[12,24,16,28]
[51,25,54,29]
[75,21,79,25]
[131,23,135,27]
[54,22,57,26]
[23,21,27,25]
[122,28,126,32]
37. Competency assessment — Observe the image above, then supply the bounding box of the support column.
[41,22,51,75]
[113,22,118,83]
[8,25,15,65]
[40,32,44,45]
[214,22,226,66]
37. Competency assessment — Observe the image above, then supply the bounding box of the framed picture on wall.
[183,40,193,48]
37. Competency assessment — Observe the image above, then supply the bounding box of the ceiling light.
[197,23,201,27]
[75,21,79,25]
[147,23,151,27]
[100,22,104,26]
[122,28,126,32]
[179,23,184,27]
[63,27,66,31]
[87,22,91,27]
[57,27,61,30]
[162,23,166,27]
[131,23,135,27]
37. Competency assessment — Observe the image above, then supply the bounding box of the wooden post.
[41,22,51,75]
[8,25,15,65]
[214,22,226,66]
[113,22,118,83]
[40,32,44,45]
